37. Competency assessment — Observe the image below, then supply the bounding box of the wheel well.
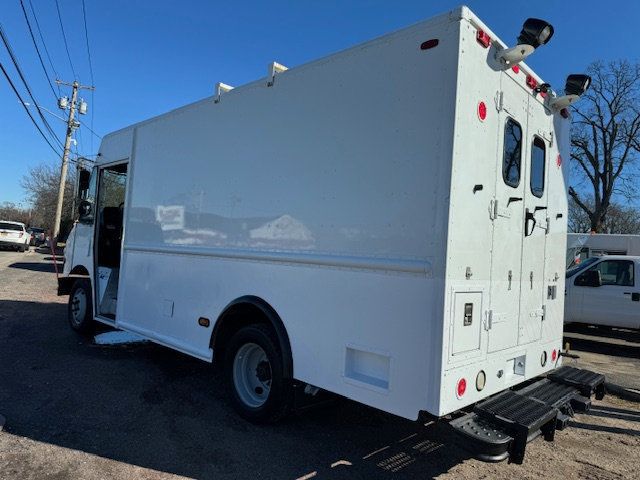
[211,296,293,378]
[70,265,90,276]
[58,265,90,295]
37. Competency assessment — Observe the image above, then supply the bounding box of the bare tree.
[21,163,76,237]
[568,196,640,234]
[569,60,640,232]
[0,202,30,224]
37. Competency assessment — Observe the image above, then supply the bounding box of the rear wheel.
[68,279,95,333]
[224,324,292,423]
[18,245,25,252]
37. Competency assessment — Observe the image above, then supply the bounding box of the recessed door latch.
[464,303,473,326]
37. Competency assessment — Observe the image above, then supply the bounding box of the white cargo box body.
[68,6,571,419]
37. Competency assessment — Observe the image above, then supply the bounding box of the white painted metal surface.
[61,6,573,419]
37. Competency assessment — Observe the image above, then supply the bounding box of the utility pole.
[53,79,94,240]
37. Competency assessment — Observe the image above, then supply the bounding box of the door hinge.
[529,307,545,319]
[484,310,493,331]
[490,199,510,220]
[495,91,504,112]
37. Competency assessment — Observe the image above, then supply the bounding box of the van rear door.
[518,98,550,345]
[487,73,528,353]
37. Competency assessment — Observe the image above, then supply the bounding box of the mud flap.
[449,366,606,464]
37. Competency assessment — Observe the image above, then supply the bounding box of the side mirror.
[78,169,91,196]
[575,270,602,287]
[78,200,93,220]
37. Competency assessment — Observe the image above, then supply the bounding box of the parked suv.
[0,221,30,252]
[564,255,640,329]
[27,227,46,246]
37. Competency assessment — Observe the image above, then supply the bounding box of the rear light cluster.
[526,75,537,90]
[456,370,487,399]
[477,101,487,121]
[476,29,491,48]
[456,378,467,398]
[551,349,557,362]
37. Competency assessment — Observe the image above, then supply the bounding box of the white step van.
[59,6,602,462]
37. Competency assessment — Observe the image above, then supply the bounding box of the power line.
[0,24,64,149]
[80,0,94,85]
[54,0,77,79]
[81,0,95,153]
[18,0,57,102]
[0,61,62,157]
[27,0,61,95]
[77,117,102,139]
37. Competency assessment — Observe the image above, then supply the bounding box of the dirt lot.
[0,249,639,480]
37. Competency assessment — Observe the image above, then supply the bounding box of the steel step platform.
[449,366,606,464]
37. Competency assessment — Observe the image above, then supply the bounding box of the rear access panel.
[451,292,483,356]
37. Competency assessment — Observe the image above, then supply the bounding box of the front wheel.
[224,324,292,423]
[68,279,95,333]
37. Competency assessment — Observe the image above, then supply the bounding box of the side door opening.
[94,163,128,319]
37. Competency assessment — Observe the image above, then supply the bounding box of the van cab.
[565,255,640,329]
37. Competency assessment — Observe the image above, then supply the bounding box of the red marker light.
[551,349,557,362]
[512,65,520,74]
[556,154,562,167]
[420,39,439,50]
[456,378,467,398]
[526,75,537,90]
[476,29,491,48]
[478,101,487,121]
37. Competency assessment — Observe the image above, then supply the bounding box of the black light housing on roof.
[565,74,592,96]
[517,18,554,48]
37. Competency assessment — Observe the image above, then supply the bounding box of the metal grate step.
[475,390,557,429]
[548,366,606,399]
[449,366,606,464]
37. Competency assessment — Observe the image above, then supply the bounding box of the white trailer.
[567,233,640,268]
[59,6,604,462]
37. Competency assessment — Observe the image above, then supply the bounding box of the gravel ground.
[0,249,638,480]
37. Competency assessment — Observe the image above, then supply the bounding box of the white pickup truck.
[565,255,640,329]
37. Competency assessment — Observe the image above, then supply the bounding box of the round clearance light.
[476,371,486,391]
[541,350,548,367]
[456,378,467,398]
[478,101,487,121]
[551,349,557,362]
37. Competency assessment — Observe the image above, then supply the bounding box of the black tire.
[68,279,95,334]
[224,324,293,423]
[18,245,25,252]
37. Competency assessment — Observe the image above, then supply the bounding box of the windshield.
[566,256,599,278]
[0,222,23,231]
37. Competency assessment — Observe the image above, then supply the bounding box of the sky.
[0,0,638,206]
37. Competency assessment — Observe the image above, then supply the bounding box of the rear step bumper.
[449,366,605,464]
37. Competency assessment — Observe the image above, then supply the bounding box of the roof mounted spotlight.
[548,74,592,110]
[495,18,554,67]
[564,74,591,96]
[518,18,554,48]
